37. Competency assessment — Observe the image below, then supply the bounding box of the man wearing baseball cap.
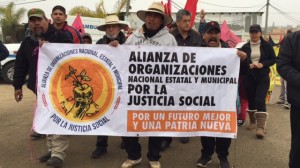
[196,21,248,168]
[13,8,72,168]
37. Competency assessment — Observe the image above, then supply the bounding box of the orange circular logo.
[50,57,115,122]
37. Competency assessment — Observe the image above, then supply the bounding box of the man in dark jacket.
[196,21,247,168]
[161,9,202,148]
[13,8,72,168]
[0,40,9,62]
[277,31,300,168]
[171,9,202,47]
[51,5,82,44]
[90,15,127,159]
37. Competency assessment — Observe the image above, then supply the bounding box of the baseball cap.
[27,8,45,19]
[249,24,262,32]
[204,21,220,33]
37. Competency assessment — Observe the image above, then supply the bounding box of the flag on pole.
[72,14,85,35]
[162,0,172,17]
[184,0,198,28]
[167,0,172,16]
[220,20,242,48]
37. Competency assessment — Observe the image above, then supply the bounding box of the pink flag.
[167,0,172,16]
[72,14,85,35]
[221,20,241,48]
[184,0,198,28]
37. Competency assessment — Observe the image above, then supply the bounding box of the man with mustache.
[196,21,247,168]
[13,8,72,168]
[90,15,128,159]
[29,5,83,140]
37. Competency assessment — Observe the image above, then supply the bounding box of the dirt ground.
[0,80,291,168]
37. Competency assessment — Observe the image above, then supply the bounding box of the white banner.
[35,43,239,138]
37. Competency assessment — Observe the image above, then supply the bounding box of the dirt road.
[0,81,291,168]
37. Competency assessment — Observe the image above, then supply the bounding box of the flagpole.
[126,0,131,16]
[264,0,270,38]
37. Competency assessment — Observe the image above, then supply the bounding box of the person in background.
[276,29,292,110]
[28,5,83,139]
[82,33,92,44]
[0,40,9,62]
[51,5,82,44]
[160,9,202,150]
[198,9,206,36]
[196,21,248,168]
[121,2,177,168]
[277,30,300,168]
[240,24,276,138]
[168,22,177,32]
[90,15,127,159]
[235,42,249,127]
[13,8,72,168]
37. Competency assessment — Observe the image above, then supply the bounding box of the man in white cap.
[90,15,128,159]
[120,2,177,168]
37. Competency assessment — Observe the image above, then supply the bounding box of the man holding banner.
[277,31,300,168]
[90,14,128,159]
[196,21,247,168]
[13,8,72,168]
[121,2,177,168]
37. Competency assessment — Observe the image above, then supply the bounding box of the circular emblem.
[49,57,115,122]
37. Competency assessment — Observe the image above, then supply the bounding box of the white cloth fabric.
[125,26,177,46]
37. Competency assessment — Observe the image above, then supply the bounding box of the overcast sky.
[2,0,300,27]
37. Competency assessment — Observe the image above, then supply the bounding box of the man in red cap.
[196,21,248,168]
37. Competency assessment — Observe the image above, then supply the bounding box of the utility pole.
[125,0,131,16]
[264,0,270,38]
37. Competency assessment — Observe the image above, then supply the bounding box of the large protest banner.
[35,44,239,138]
